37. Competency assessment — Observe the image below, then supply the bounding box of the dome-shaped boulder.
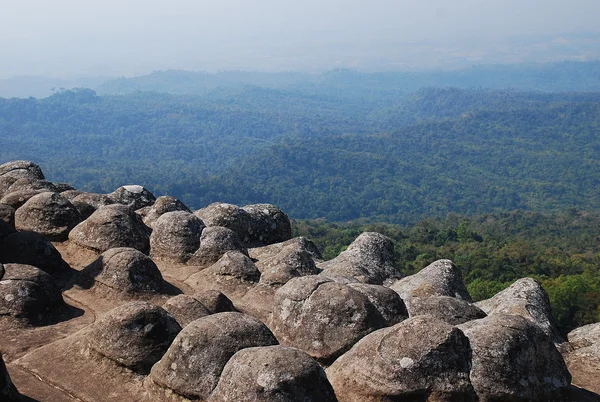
[68,204,151,254]
[188,226,248,266]
[390,259,472,301]
[150,312,278,399]
[109,185,156,210]
[0,204,15,227]
[0,231,69,274]
[458,314,571,401]
[250,236,323,262]
[141,195,191,228]
[0,160,44,180]
[258,242,321,286]
[326,315,475,402]
[15,192,82,241]
[162,294,211,327]
[0,189,47,210]
[5,178,58,194]
[70,192,116,220]
[192,289,236,314]
[241,203,292,247]
[86,301,181,373]
[209,345,337,402]
[318,232,398,285]
[80,247,166,293]
[195,202,253,244]
[346,282,408,326]
[0,176,17,199]
[149,211,204,263]
[405,295,486,325]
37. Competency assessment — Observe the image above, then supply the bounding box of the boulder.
[0,189,47,210]
[5,178,58,194]
[150,312,278,399]
[268,276,386,363]
[188,226,248,266]
[185,251,260,301]
[0,352,20,401]
[250,236,323,262]
[195,202,253,244]
[149,211,204,263]
[389,259,472,301]
[0,204,15,226]
[86,301,181,373]
[68,204,151,254]
[192,289,236,314]
[109,185,156,210]
[14,192,82,241]
[318,232,398,285]
[405,295,487,325]
[326,315,475,402]
[70,192,116,220]
[141,195,191,228]
[475,277,564,344]
[0,160,45,180]
[242,203,292,247]
[258,242,321,286]
[60,189,84,201]
[53,182,75,192]
[209,346,337,402]
[568,322,600,350]
[79,247,166,294]
[0,231,69,274]
[564,323,600,394]
[458,314,571,401]
[0,175,17,199]
[162,295,211,327]
[346,282,408,326]
[0,263,64,321]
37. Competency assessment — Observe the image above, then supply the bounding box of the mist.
[1,0,600,78]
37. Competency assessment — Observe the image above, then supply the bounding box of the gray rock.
[150,312,278,399]
[192,289,236,314]
[109,185,156,210]
[0,204,15,227]
[326,315,475,402]
[0,160,45,180]
[258,242,321,286]
[318,232,398,285]
[87,301,181,373]
[188,226,248,266]
[346,282,408,326]
[80,247,166,293]
[60,189,84,201]
[162,295,211,327]
[0,352,21,401]
[405,295,487,325]
[53,182,75,192]
[568,322,600,350]
[564,323,600,395]
[142,195,191,228]
[459,314,571,401]
[68,204,151,254]
[195,202,253,244]
[0,175,17,199]
[0,231,69,274]
[0,263,64,321]
[389,259,472,301]
[209,345,337,402]
[268,275,386,363]
[5,178,58,194]
[149,211,204,263]
[242,203,292,247]
[476,277,564,344]
[71,192,116,220]
[14,192,82,241]
[0,189,47,210]
[250,236,323,262]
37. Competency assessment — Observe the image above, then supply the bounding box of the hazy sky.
[1,0,599,77]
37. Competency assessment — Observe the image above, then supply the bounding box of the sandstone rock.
[237,283,278,323]
[14,192,82,241]
[109,185,156,210]
[87,301,181,373]
[326,315,475,402]
[141,195,191,228]
[150,312,278,399]
[459,314,571,401]
[0,263,64,321]
[162,294,211,327]
[0,189,47,210]
[68,204,151,254]
[70,192,116,220]
[209,345,337,402]
[268,276,386,363]
[80,247,166,293]
[60,189,84,201]
[192,289,236,314]
[5,178,58,194]
[568,322,600,350]
[250,236,323,263]
[0,175,17,199]
[318,232,398,285]
[476,277,564,344]
[405,295,487,325]
[390,259,472,301]
[188,226,248,266]
[258,242,321,286]
[53,182,75,192]
[0,160,45,180]
[195,202,253,243]
[0,352,20,401]
[149,211,204,263]
[346,282,408,326]
[564,323,600,395]
[185,251,260,302]
[0,231,69,274]
[0,204,15,227]
[242,203,292,247]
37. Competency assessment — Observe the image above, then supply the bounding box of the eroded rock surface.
[0,231,69,274]
[150,211,204,263]
[15,192,82,241]
[405,295,486,325]
[162,294,211,327]
[141,195,191,228]
[188,226,248,266]
[0,160,45,180]
[242,203,292,247]
[70,192,116,220]
[109,185,156,210]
